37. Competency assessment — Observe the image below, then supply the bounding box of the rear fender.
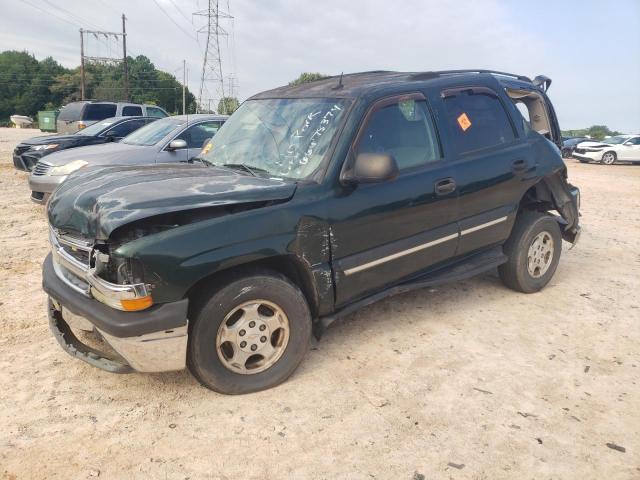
[534,171,581,244]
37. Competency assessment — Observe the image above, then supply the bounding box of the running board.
[315,246,507,337]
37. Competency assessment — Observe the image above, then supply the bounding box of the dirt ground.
[0,127,638,479]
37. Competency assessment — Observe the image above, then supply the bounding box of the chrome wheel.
[527,231,554,278]
[601,152,616,165]
[215,300,290,375]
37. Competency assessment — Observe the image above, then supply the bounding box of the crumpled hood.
[40,142,146,166]
[577,141,611,148]
[47,163,297,240]
[21,134,78,146]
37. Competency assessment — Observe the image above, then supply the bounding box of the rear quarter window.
[122,105,143,116]
[442,89,516,154]
[58,102,85,121]
[83,103,117,121]
[147,107,168,118]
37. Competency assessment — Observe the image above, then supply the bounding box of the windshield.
[200,98,350,179]
[602,136,628,144]
[75,119,116,136]
[123,117,184,146]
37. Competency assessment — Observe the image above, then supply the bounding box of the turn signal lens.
[120,296,153,311]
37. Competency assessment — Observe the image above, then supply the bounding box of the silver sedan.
[29,114,227,204]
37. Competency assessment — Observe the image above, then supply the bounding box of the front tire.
[499,212,562,293]
[188,272,312,394]
[601,151,616,165]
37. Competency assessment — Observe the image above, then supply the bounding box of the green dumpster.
[38,110,58,132]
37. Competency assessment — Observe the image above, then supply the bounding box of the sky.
[1,0,639,132]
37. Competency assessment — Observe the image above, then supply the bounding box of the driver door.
[329,94,459,305]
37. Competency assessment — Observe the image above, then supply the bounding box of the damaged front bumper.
[43,254,189,373]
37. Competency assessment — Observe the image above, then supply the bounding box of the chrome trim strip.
[460,216,508,236]
[343,233,458,276]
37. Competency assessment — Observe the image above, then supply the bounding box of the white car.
[573,135,640,165]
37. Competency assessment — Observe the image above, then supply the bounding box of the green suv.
[43,70,580,394]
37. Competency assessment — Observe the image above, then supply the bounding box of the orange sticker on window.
[457,112,472,131]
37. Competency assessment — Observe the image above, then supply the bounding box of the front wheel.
[188,272,312,394]
[499,212,562,293]
[601,151,616,165]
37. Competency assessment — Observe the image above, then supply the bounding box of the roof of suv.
[251,70,538,100]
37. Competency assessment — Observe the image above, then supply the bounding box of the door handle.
[434,177,456,196]
[512,159,527,173]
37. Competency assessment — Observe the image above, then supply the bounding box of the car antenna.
[332,72,344,90]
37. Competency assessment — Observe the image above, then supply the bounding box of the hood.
[47,163,297,240]
[21,134,79,146]
[40,142,147,166]
[577,141,610,148]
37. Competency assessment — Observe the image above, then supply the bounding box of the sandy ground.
[0,127,638,479]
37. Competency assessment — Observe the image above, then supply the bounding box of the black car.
[561,136,590,158]
[13,116,157,171]
[43,70,580,394]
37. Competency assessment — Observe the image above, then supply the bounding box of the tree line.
[0,50,201,121]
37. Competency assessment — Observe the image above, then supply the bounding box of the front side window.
[83,103,117,121]
[200,98,350,179]
[147,107,168,118]
[356,99,440,170]
[176,121,223,149]
[104,119,146,138]
[122,105,143,116]
[443,89,515,154]
[122,117,184,146]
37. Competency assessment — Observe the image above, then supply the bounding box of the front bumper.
[43,254,189,373]
[29,173,67,204]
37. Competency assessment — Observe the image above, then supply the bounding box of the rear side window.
[83,103,117,121]
[122,105,143,116]
[146,107,168,118]
[357,99,441,171]
[442,88,515,154]
[58,102,85,121]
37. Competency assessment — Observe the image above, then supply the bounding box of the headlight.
[31,144,59,151]
[50,160,88,176]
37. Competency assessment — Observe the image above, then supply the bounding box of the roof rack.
[410,69,532,83]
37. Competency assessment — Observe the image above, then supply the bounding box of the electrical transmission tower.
[194,0,233,114]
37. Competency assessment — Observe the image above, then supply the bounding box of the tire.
[578,159,589,163]
[601,151,616,165]
[498,211,562,293]
[188,272,312,394]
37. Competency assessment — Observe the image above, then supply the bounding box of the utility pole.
[195,0,232,114]
[122,14,129,101]
[80,28,85,100]
[182,60,186,115]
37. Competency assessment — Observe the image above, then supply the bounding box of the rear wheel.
[601,151,616,165]
[499,212,562,293]
[188,272,312,394]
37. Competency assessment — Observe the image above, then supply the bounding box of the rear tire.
[188,272,312,394]
[499,212,562,293]
[601,151,616,165]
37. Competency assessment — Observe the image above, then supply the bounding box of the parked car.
[42,70,580,394]
[56,101,169,134]
[29,114,227,203]
[13,116,157,172]
[573,135,640,164]
[561,136,590,158]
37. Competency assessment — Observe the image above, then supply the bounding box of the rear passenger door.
[436,85,533,255]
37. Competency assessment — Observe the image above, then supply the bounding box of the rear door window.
[122,105,143,116]
[58,102,85,121]
[82,103,117,121]
[442,88,516,154]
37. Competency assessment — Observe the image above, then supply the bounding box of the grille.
[33,162,53,176]
[62,246,91,266]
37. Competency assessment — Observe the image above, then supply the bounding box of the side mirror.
[623,141,633,146]
[342,152,399,184]
[167,139,188,151]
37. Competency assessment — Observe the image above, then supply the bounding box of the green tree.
[288,72,328,86]
[217,96,240,114]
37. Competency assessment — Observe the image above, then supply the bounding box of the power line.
[150,0,199,42]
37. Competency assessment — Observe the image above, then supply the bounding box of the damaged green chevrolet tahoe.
[43,70,580,394]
